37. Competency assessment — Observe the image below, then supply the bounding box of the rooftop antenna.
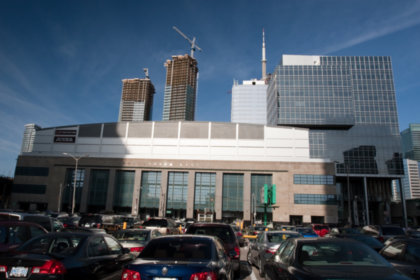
[173,26,202,58]
[262,28,267,81]
[143,68,149,79]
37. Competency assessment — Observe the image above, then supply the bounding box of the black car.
[380,239,420,279]
[0,231,133,279]
[264,237,412,280]
[186,222,240,277]
[332,233,385,252]
[122,235,233,280]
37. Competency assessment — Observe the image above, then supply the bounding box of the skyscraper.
[118,76,155,121]
[268,54,403,225]
[401,123,420,161]
[162,54,198,121]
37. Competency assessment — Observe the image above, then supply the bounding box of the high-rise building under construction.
[118,77,155,121]
[162,54,198,121]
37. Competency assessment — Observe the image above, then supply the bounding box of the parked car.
[312,224,330,237]
[332,233,385,252]
[0,212,56,232]
[185,222,240,277]
[0,231,134,279]
[231,225,246,247]
[327,226,362,236]
[264,237,412,280]
[140,217,180,235]
[122,235,233,280]
[295,227,318,238]
[380,239,420,279]
[78,214,104,229]
[0,220,48,253]
[58,215,81,228]
[248,230,302,277]
[362,225,406,242]
[111,228,161,257]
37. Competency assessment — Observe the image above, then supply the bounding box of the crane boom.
[173,26,202,58]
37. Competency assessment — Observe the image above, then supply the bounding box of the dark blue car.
[122,235,233,280]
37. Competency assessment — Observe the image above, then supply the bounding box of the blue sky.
[1,0,420,177]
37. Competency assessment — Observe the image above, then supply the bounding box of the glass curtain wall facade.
[139,171,161,219]
[194,173,216,213]
[222,174,243,222]
[87,170,109,212]
[166,172,188,218]
[113,170,135,213]
[62,168,85,213]
[268,55,403,225]
[250,174,272,220]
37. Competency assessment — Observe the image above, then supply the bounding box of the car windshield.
[188,226,235,243]
[298,241,390,267]
[142,219,168,227]
[381,227,405,235]
[80,216,101,223]
[267,232,300,243]
[18,235,85,256]
[113,231,149,241]
[140,238,212,261]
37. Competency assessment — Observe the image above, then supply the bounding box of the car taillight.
[121,268,140,280]
[0,265,7,272]
[97,224,101,229]
[32,260,66,274]
[130,246,144,253]
[236,232,243,237]
[378,236,385,243]
[190,271,217,280]
[233,246,240,259]
[265,247,277,254]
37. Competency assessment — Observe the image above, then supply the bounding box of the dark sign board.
[55,129,77,136]
[54,136,76,143]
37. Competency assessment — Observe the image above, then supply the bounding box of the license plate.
[10,266,28,277]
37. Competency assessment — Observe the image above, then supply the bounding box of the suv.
[0,220,48,252]
[141,217,180,235]
[186,222,240,277]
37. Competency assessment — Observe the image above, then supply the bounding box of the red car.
[312,224,330,237]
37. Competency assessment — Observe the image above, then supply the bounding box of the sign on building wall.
[54,129,77,143]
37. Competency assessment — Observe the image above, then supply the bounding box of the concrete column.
[215,171,223,221]
[243,172,251,221]
[159,170,168,217]
[186,171,195,219]
[398,178,408,228]
[80,168,91,213]
[105,169,116,212]
[131,170,142,216]
[363,177,370,225]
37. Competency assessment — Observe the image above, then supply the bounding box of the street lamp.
[62,152,88,215]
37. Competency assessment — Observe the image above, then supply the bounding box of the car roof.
[0,220,48,228]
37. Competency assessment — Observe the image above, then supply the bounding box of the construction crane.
[173,26,202,58]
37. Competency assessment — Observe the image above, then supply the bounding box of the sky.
[1,0,420,177]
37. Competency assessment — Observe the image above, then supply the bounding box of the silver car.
[111,228,161,257]
[247,230,302,277]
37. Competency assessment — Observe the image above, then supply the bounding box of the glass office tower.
[268,55,404,225]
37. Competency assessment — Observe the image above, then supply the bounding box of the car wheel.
[258,258,265,277]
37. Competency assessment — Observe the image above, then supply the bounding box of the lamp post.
[63,152,88,215]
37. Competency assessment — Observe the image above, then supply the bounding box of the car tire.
[258,258,265,277]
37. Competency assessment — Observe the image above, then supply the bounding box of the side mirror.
[122,247,130,254]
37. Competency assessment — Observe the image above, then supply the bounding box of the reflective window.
[62,168,85,211]
[251,174,272,213]
[140,171,161,209]
[194,173,216,211]
[88,170,109,207]
[222,174,243,211]
[294,174,334,185]
[294,194,337,205]
[167,172,188,210]
[113,170,135,208]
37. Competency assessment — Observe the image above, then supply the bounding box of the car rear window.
[141,238,212,260]
[381,227,405,235]
[187,226,235,243]
[142,219,168,227]
[267,232,300,243]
